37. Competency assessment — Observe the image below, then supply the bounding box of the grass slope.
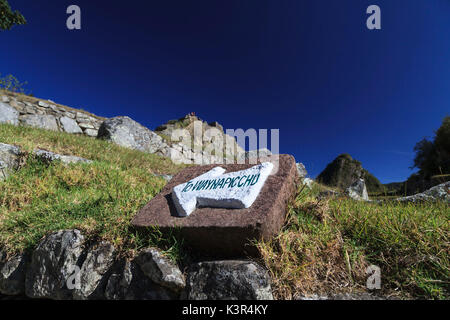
[0,123,186,260]
[258,184,449,300]
[0,123,448,299]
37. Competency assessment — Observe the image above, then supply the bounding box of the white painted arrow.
[171,162,274,217]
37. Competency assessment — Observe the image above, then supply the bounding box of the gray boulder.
[84,128,98,137]
[73,242,115,300]
[21,114,59,131]
[185,260,273,300]
[134,248,185,293]
[33,149,92,165]
[395,181,450,203]
[347,178,369,201]
[97,116,168,154]
[25,230,85,300]
[296,163,308,178]
[60,116,82,134]
[105,260,175,300]
[0,143,22,180]
[0,252,28,296]
[0,102,19,125]
[302,178,314,189]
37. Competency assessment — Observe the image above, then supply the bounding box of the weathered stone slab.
[132,154,299,256]
[60,116,82,134]
[172,162,274,217]
[0,102,19,125]
[21,114,59,131]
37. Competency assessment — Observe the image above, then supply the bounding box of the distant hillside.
[316,153,384,194]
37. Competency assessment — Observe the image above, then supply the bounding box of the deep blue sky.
[2,1,449,182]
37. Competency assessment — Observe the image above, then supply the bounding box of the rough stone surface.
[155,114,245,164]
[98,116,168,153]
[395,181,450,203]
[0,143,22,180]
[0,91,104,138]
[302,178,314,189]
[132,154,299,256]
[0,252,28,296]
[73,242,115,300]
[0,102,19,125]
[296,163,308,178]
[84,128,98,137]
[185,260,273,300]
[25,230,85,300]
[316,153,384,194]
[134,248,185,293]
[34,149,92,165]
[60,116,83,134]
[105,260,175,300]
[347,178,369,201]
[21,114,59,131]
[172,162,274,216]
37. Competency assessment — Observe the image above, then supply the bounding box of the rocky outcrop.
[97,116,169,155]
[0,102,19,125]
[1,142,93,181]
[1,142,92,180]
[296,163,308,178]
[25,230,85,300]
[34,149,92,165]
[155,114,246,164]
[317,154,383,193]
[98,115,249,165]
[134,248,185,293]
[395,181,449,203]
[347,178,369,201]
[302,178,314,188]
[1,91,275,166]
[1,229,276,300]
[73,242,116,300]
[185,260,273,300]
[0,251,28,296]
[104,260,176,300]
[0,91,103,137]
[0,143,22,180]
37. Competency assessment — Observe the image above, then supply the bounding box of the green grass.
[0,123,186,259]
[258,183,449,300]
[1,123,449,299]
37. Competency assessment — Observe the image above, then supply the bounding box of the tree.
[0,74,30,94]
[433,116,450,175]
[412,116,450,178]
[0,0,26,31]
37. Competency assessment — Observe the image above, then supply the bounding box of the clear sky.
[1,0,449,182]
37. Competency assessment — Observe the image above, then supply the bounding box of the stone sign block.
[131,154,299,256]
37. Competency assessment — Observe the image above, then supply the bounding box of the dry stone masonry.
[0,91,103,137]
[0,229,273,300]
